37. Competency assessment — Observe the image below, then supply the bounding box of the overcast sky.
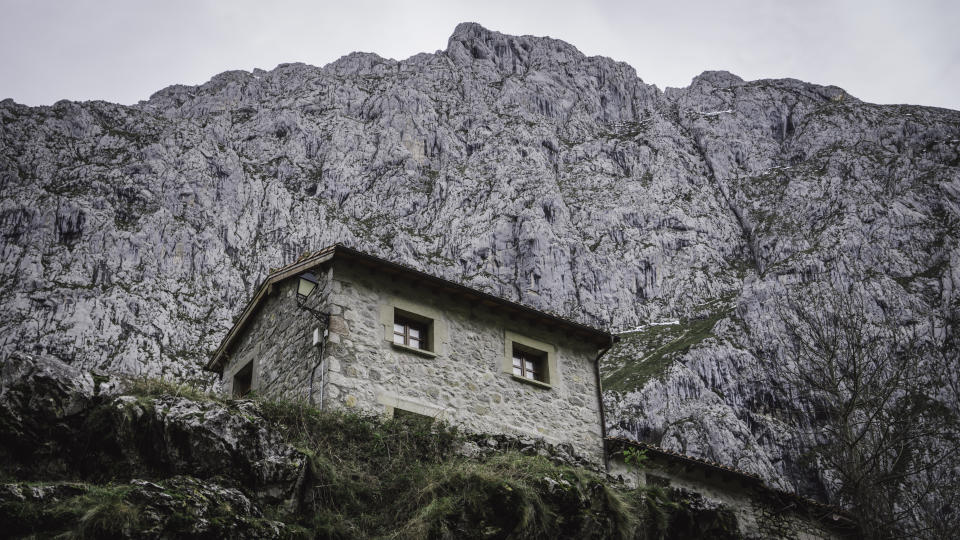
[1,0,958,110]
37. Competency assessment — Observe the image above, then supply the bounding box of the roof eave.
[204,247,337,373]
[206,244,614,372]
[333,245,613,345]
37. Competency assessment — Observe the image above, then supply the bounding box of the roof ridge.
[208,243,613,371]
[329,244,603,331]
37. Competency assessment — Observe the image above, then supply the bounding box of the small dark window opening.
[646,474,671,488]
[512,344,547,383]
[233,361,253,397]
[393,407,434,428]
[393,313,429,350]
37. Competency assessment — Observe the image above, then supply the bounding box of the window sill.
[511,374,552,389]
[390,342,437,358]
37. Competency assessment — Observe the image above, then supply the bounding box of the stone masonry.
[219,272,329,403]
[606,441,853,539]
[214,247,611,466]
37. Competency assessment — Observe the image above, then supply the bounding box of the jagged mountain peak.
[445,22,643,84]
[682,69,854,103]
[446,21,584,65]
[1,23,957,533]
[136,22,652,122]
[688,70,745,88]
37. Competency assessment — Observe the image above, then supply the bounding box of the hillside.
[1,353,747,539]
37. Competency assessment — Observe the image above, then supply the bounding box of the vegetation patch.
[123,376,225,405]
[0,482,141,539]
[2,377,744,538]
[256,399,663,538]
[603,301,732,393]
[0,477,290,539]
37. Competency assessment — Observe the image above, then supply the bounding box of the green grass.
[391,453,643,539]
[123,375,224,405]
[1,478,296,539]
[603,303,732,393]
[1,483,141,539]
[254,399,655,538]
[4,379,719,539]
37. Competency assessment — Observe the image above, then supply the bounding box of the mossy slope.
[602,301,732,393]
[0,354,742,539]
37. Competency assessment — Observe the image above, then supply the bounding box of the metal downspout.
[302,267,332,408]
[309,326,328,408]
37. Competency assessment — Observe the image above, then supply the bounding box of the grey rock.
[458,440,482,459]
[127,476,288,539]
[120,395,305,502]
[0,352,98,463]
[0,354,305,503]
[0,477,291,539]
[0,21,957,524]
[0,351,95,417]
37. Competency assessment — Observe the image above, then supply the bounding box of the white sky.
[1,0,958,110]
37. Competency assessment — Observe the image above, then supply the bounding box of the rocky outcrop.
[0,351,100,445]
[1,21,957,520]
[1,353,756,539]
[0,352,305,503]
[0,477,291,539]
[0,353,318,537]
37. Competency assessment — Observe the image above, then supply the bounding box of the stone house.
[205,244,616,465]
[206,244,853,536]
[605,438,854,539]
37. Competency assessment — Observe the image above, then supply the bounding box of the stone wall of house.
[608,455,849,539]
[219,267,333,402]
[320,258,606,465]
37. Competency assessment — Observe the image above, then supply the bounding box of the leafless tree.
[772,284,958,539]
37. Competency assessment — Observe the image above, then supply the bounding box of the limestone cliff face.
[1,23,957,502]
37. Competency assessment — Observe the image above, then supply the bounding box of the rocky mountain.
[1,22,958,526]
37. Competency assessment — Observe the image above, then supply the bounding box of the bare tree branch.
[770,283,958,539]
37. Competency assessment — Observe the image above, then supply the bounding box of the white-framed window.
[380,300,445,357]
[503,331,557,388]
[393,312,429,350]
[512,343,548,382]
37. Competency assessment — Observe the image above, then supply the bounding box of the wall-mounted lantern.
[296,271,329,325]
[297,272,319,302]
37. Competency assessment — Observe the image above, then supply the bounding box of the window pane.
[393,334,404,344]
[513,367,522,376]
[394,323,404,333]
[525,360,535,371]
[409,328,420,339]
[525,371,535,379]
[409,338,420,349]
[512,357,521,368]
